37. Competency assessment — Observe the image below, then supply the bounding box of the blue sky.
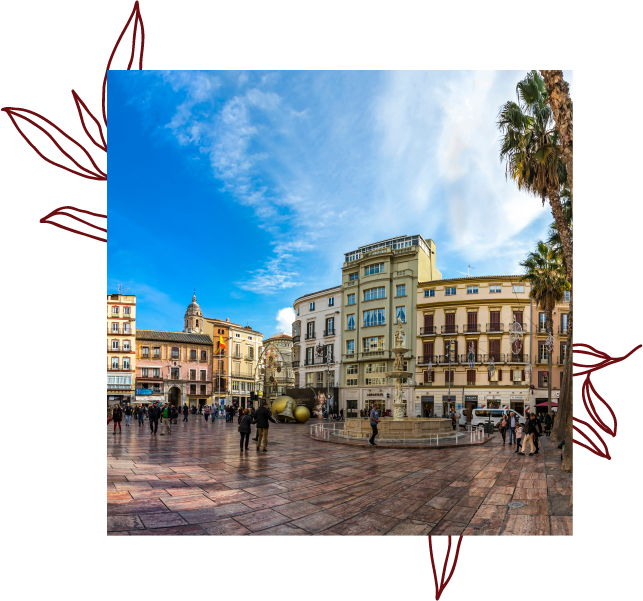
[107,70,572,337]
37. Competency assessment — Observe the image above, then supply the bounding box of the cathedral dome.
[186,294,202,316]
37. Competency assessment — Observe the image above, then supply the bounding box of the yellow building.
[107,293,137,408]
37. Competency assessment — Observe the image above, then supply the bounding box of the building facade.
[107,293,137,407]
[413,275,568,418]
[135,329,213,408]
[203,317,230,407]
[261,333,294,399]
[292,285,342,391]
[338,235,442,417]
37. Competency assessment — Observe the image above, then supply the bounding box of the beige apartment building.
[414,275,569,419]
[107,293,137,407]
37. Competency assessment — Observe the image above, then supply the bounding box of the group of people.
[496,411,556,455]
[237,401,277,452]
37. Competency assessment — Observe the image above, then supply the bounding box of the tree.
[546,186,572,276]
[498,70,574,472]
[520,241,570,414]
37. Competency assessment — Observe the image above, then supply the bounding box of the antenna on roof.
[456,265,475,277]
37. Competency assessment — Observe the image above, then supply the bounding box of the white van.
[461,408,527,429]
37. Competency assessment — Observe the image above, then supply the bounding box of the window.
[306,347,314,364]
[512,285,525,293]
[445,287,456,295]
[171,368,179,379]
[346,340,355,355]
[538,341,549,361]
[490,285,501,293]
[112,306,119,314]
[347,314,355,330]
[232,381,239,391]
[365,376,386,385]
[561,314,569,332]
[196,319,199,328]
[563,290,570,302]
[396,306,406,324]
[445,370,454,384]
[309,302,315,311]
[124,323,131,334]
[112,323,119,333]
[297,308,300,316]
[190,384,196,394]
[513,370,522,382]
[248,383,254,392]
[247,347,254,360]
[467,369,476,384]
[248,336,253,340]
[347,364,358,375]
[200,370,206,381]
[347,293,355,305]
[539,313,547,332]
[235,343,241,357]
[466,285,478,294]
[347,377,358,386]
[112,340,119,351]
[123,358,130,369]
[111,357,119,369]
[153,368,160,377]
[190,369,197,380]
[328,297,334,307]
[363,336,384,352]
[366,362,386,374]
[364,309,385,327]
[142,346,149,356]
[171,347,179,359]
[201,350,207,360]
[153,347,160,357]
[190,349,197,360]
[306,322,315,338]
[324,344,334,362]
[349,272,359,282]
[396,284,406,297]
[123,340,131,351]
[142,368,149,377]
[240,381,246,391]
[364,287,386,301]
[364,263,384,276]
[424,289,435,297]
[317,372,324,384]
[124,307,131,315]
[200,385,207,394]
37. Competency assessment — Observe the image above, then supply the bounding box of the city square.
[107,417,572,536]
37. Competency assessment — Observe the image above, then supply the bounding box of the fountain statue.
[384,321,413,420]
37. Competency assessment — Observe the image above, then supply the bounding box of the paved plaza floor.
[107,417,572,536]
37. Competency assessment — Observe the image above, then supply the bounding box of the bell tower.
[184,291,203,333]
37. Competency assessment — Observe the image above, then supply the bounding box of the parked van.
[460,408,527,429]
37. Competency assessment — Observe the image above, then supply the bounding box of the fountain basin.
[342,417,453,439]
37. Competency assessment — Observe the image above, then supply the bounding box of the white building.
[292,285,342,391]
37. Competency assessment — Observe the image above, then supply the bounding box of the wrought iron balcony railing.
[420,326,436,336]
[441,325,458,335]
[486,323,504,333]
[462,324,481,334]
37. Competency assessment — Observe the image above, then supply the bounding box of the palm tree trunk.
[540,70,573,209]
[546,310,553,414]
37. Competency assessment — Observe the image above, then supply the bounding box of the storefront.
[464,395,478,421]
[107,393,134,407]
[135,394,163,406]
[442,395,457,416]
[485,395,502,409]
[187,396,210,408]
[421,395,434,417]
[510,395,525,415]
[339,386,414,416]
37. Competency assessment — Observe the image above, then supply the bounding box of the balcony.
[244,355,255,361]
[441,325,458,335]
[483,354,506,364]
[305,332,316,340]
[342,353,357,361]
[462,324,481,334]
[107,327,134,335]
[107,346,134,353]
[292,360,300,368]
[417,355,438,366]
[323,329,336,337]
[536,325,549,334]
[136,387,164,395]
[506,354,529,364]
[459,353,482,364]
[437,354,458,365]
[558,325,568,335]
[535,355,551,364]
[292,335,301,344]
[420,326,436,336]
[107,384,133,390]
[138,373,163,380]
[230,371,256,379]
[108,365,133,371]
[232,352,242,359]
[360,350,386,359]
[304,356,333,366]
[486,323,504,333]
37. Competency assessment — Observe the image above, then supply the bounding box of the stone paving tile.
[130,524,207,536]
[107,418,570,535]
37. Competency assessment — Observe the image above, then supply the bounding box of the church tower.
[184,292,203,333]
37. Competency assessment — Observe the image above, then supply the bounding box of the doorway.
[422,401,434,417]
[168,387,181,407]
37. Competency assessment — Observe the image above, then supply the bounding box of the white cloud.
[276,307,296,333]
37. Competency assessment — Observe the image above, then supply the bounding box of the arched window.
[196,319,199,328]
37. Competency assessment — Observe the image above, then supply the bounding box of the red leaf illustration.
[102,1,145,126]
[40,206,107,242]
[573,417,611,460]
[581,373,617,437]
[1,107,106,180]
[72,90,107,152]
[428,536,463,600]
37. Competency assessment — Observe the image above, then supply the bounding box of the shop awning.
[535,401,558,407]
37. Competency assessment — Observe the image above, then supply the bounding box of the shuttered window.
[489,339,500,361]
[424,314,433,328]
[467,369,476,384]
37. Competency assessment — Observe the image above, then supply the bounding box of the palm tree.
[520,241,570,413]
[546,186,572,276]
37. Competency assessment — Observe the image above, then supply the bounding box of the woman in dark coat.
[112,404,123,435]
[238,408,252,451]
[498,413,508,446]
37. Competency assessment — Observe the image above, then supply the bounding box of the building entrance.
[346,400,358,418]
[168,387,181,407]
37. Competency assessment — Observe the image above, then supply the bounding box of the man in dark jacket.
[182,404,189,422]
[252,401,277,451]
[149,403,161,435]
[124,404,133,426]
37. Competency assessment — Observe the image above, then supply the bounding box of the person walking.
[507,411,517,445]
[134,405,143,427]
[369,404,380,446]
[340,408,344,420]
[238,408,252,452]
[252,401,277,452]
[519,415,536,455]
[532,413,542,454]
[515,422,523,453]
[182,404,189,422]
[170,404,178,426]
[160,404,171,436]
[149,402,160,435]
[124,404,133,427]
[544,413,552,436]
[498,414,508,446]
[204,405,210,423]
[112,404,123,435]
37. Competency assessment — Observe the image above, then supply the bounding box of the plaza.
[107,417,572,536]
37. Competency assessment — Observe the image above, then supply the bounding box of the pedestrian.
[369,403,380,446]
[515,422,523,453]
[449,410,457,431]
[149,402,160,435]
[124,404,133,426]
[498,414,508,446]
[182,404,189,422]
[519,414,536,455]
[170,404,178,426]
[238,408,252,452]
[204,405,210,422]
[544,413,552,436]
[340,408,344,420]
[508,411,517,445]
[252,401,277,452]
[112,404,123,434]
[160,404,171,436]
[135,405,144,427]
[532,413,542,454]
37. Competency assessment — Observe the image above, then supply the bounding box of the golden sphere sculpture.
[293,405,311,423]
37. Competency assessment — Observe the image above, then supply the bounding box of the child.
[515,423,523,453]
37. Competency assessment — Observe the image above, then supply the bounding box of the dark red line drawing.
[1,1,145,243]
[40,206,107,243]
[428,535,463,600]
[572,343,642,459]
